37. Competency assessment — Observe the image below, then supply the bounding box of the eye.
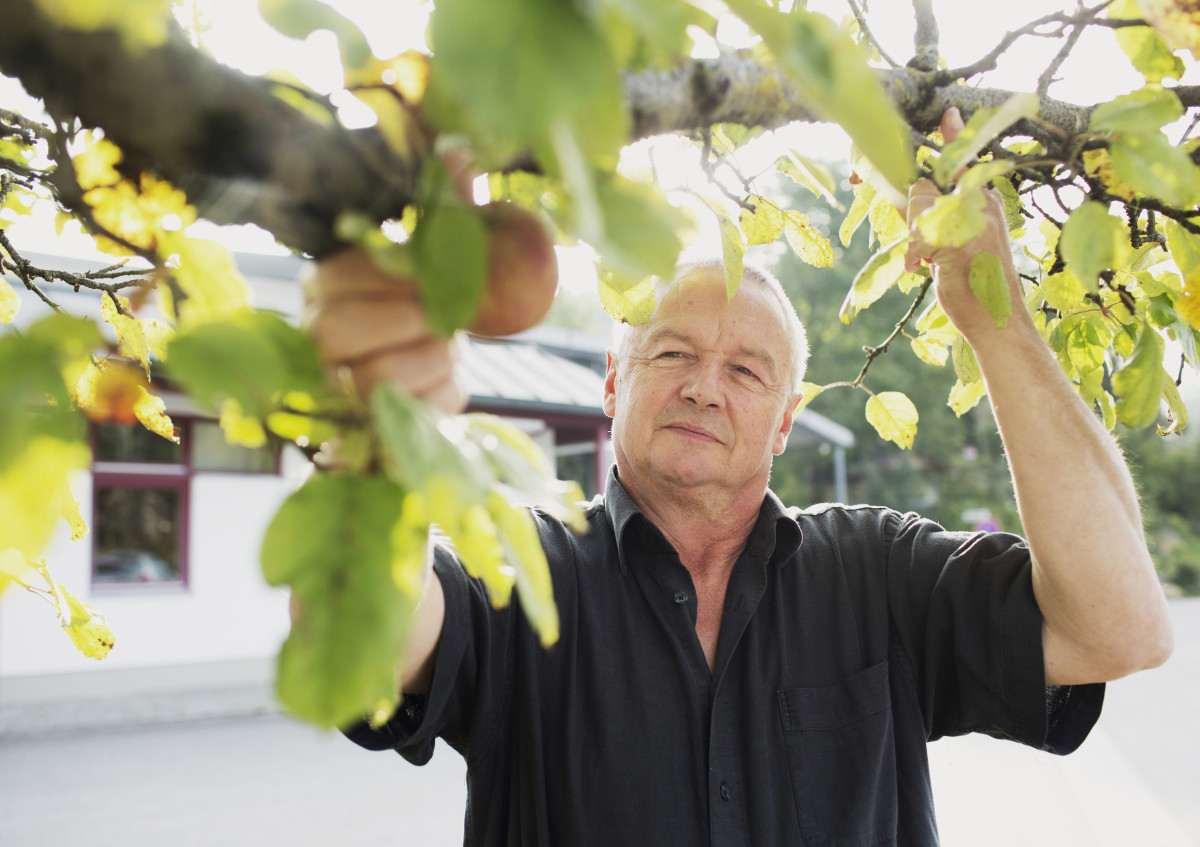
[733,365,757,378]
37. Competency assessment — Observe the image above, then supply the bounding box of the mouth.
[663,422,723,444]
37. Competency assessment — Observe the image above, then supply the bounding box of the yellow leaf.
[488,492,559,647]
[916,188,987,248]
[1083,148,1139,201]
[911,334,950,366]
[1179,267,1200,328]
[865,391,918,449]
[0,548,30,597]
[0,278,19,325]
[143,319,175,361]
[598,271,656,325]
[53,483,88,542]
[0,437,90,561]
[100,293,152,374]
[219,398,266,449]
[71,134,122,190]
[867,194,907,246]
[948,378,987,416]
[134,387,179,443]
[1140,0,1200,58]
[157,234,251,327]
[740,198,785,246]
[783,211,835,267]
[350,89,418,158]
[61,590,115,660]
[346,50,431,105]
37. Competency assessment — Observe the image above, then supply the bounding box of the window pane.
[93,486,182,584]
[94,422,182,465]
[556,449,596,498]
[191,421,277,473]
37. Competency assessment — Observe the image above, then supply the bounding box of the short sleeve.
[884,511,1104,753]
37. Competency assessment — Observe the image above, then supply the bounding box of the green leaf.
[711,204,746,301]
[1160,373,1188,435]
[593,175,689,281]
[261,473,414,729]
[165,311,322,417]
[934,94,1040,186]
[915,187,987,248]
[1059,202,1125,294]
[840,238,913,324]
[1066,319,1107,375]
[1112,326,1165,428]
[952,334,981,385]
[784,210,835,268]
[839,189,871,247]
[429,0,620,145]
[1108,0,1186,83]
[968,252,1012,329]
[1108,132,1200,209]
[740,197,785,246]
[776,150,843,210]
[865,391,918,449]
[1040,270,1089,312]
[1165,217,1200,279]
[257,0,372,68]
[1091,85,1183,135]
[726,3,915,190]
[413,204,489,336]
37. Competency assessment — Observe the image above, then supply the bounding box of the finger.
[304,248,420,303]
[906,178,941,224]
[347,334,459,399]
[309,298,431,365]
[940,107,965,146]
[421,376,469,417]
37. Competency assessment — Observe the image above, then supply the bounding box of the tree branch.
[910,0,940,72]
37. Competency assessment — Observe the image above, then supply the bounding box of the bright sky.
[0,0,1180,284]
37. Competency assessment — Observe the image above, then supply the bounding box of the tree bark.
[2,0,1191,256]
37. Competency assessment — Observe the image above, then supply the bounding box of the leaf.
[598,271,657,325]
[1083,148,1138,202]
[784,210,835,268]
[776,151,842,209]
[740,197,785,246]
[1040,270,1089,313]
[133,386,178,443]
[794,381,825,414]
[100,293,152,375]
[1179,267,1200,329]
[934,93,1040,186]
[1108,132,1200,209]
[839,186,872,247]
[0,437,90,562]
[1092,85,1183,135]
[413,203,489,336]
[32,0,173,50]
[157,234,250,328]
[1109,0,1186,82]
[53,482,88,542]
[60,590,115,660]
[219,398,266,449]
[915,187,987,249]
[1066,320,1107,375]
[867,193,907,247]
[1160,372,1189,435]
[953,335,981,384]
[1112,326,1166,427]
[865,391,918,449]
[593,175,689,283]
[1165,217,1200,279]
[1059,202,1125,294]
[0,279,18,325]
[725,3,915,190]
[261,473,415,729]
[911,334,949,367]
[968,253,1012,329]
[705,198,746,299]
[429,0,620,144]
[948,378,987,416]
[993,176,1026,232]
[840,238,912,324]
[257,0,373,68]
[1136,0,1200,59]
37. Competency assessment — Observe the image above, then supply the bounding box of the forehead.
[636,267,789,359]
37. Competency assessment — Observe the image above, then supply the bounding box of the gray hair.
[611,259,809,396]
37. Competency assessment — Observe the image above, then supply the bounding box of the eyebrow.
[646,328,782,377]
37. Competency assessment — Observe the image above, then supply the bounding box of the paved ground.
[2,598,1197,846]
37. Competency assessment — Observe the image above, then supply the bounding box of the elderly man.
[306,114,1172,846]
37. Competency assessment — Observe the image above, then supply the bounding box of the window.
[90,418,280,589]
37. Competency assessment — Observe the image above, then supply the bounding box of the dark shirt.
[347,471,1104,846]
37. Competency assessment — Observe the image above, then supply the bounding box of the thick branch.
[0,0,417,257]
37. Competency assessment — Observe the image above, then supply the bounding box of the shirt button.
[720,782,731,801]
[673,591,689,605]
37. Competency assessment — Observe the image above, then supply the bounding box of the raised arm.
[905,110,1174,686]
[301,248,462,694]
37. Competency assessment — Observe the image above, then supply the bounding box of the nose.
[682,360,723,408]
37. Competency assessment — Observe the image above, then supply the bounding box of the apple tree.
[1,0,1199,727]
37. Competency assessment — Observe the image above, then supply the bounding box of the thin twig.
[846,0,900,68]
[853,277,935,387]
[1036,18,1086,94]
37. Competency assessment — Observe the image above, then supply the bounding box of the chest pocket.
[777,661,898,846]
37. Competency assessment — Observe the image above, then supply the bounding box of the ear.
[772,393,804,456]
[603,349,618,418]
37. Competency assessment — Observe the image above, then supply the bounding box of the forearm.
[398,549,446,694]
[971,320,1173,684]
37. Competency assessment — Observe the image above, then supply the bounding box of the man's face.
[604,268,800,505]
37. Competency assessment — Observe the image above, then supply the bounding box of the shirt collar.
[604,467,803,575]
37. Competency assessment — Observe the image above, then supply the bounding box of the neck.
[620,471,764,577]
